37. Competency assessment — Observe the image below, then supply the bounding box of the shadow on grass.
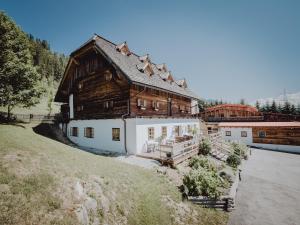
[0,121,27,128]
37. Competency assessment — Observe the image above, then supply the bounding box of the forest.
[0,11,68,116]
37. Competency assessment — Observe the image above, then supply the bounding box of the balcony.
[137,135,200,167]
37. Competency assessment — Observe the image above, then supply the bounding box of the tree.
[270,100,278,113]
[198,99,206,112]
[0,12,44,120]
[255,100,260,110]
[282,101,291,114]
[240,99,245,105]
[296,104,300,115]
[290,104,296,115]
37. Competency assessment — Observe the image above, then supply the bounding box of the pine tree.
[240,99,245,105]
[270,100,277,113]
[265,101,271,112]
[0,12,44,120]
[282,101,291,114]
[255,100,260,110]
[290,104,296,115]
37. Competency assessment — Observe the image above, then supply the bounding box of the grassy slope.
[0,124,227,225]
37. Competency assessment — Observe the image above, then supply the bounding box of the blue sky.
[1,0,299,103]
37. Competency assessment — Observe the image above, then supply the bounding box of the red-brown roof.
[219,122,300,127]
[205,104,258,112]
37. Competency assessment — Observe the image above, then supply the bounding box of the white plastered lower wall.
[67,119,125,153]
[126,118,200,154]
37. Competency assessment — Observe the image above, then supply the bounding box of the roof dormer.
[160,71,174,83]
[139,54,151,63]
[176,79,188,88]
[137,62,154,76]
[116,42,131,56]
[156,63,168,72]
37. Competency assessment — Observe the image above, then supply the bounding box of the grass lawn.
[0,123,228,225]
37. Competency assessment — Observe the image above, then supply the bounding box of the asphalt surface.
[228,148,300,225]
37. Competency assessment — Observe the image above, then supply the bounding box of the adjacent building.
[219,122,300,153]
[55,34,200,155]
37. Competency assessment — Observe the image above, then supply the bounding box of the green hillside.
[0,123,227,225]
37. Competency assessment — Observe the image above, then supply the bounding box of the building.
[219,122,300,153]
[201,104,263,122]
[55,34,200,156]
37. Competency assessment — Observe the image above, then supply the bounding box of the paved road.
[229,148,300,225]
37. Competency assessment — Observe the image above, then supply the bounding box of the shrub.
[226,154,241,168]
[230,142,248,159]
[183,168,223,198]
[189,156,217,172]
[199,138,211,155]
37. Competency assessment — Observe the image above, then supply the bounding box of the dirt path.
[229,148,300,225]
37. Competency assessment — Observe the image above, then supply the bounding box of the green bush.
[230,142,248,159]
[183,168,223,198]
[199,138,211,155]
[226,154,241,168]
[189,156,217,172]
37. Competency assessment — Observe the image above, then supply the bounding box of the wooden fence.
[0,111,57,123]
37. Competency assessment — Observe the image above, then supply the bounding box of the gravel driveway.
[229,148,300,225]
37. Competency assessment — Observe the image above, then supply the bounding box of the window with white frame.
[161,126,167,138]
[84,127,94,138]
[241,131,247,137]
[70,127,78,137]
[148,127,154,140]
[112,128,120,141]
[225,131,231,136]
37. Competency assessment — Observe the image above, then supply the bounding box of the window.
[112,128,120,141]
[148,127,154,140]
[188,125,192,134]
[137,99,147,109]
[241,131,247,137]
[174,125,180,136]
[152,101,159,110]
[76,105,83,112]
[70,127,78,137]
[258,131,266,138]
[225,131,231,136]
[161,126,167,138]
[84,127,94,138]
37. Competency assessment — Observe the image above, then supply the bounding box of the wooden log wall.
[252,127,300,146]
[129,84,192,117]
[72,51,130,119]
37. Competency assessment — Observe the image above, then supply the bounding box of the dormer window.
[139,54,151,63]
[116,42,131,56]
[156,63,167,72]
[160,71,174,83]
[176,79,188,88]
[136,62,154,76]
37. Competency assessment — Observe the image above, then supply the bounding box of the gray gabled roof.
[93,34,199,99]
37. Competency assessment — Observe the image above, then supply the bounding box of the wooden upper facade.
[55,35,199,120]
